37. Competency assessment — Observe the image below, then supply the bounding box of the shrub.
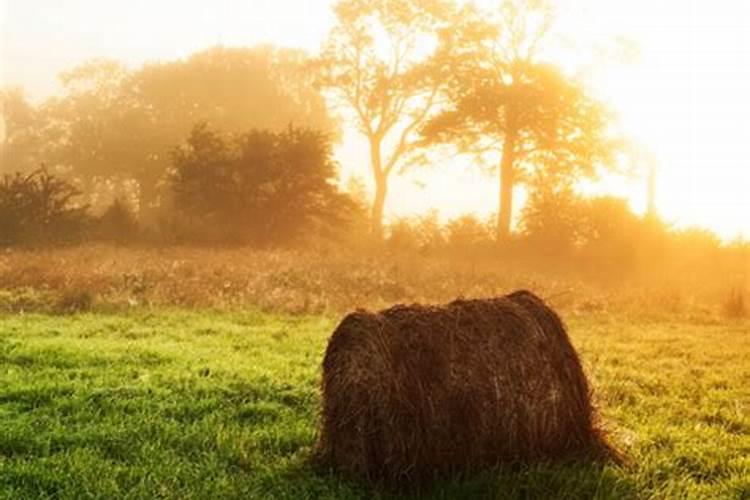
[445,214,493,253]
[0,168,90,246]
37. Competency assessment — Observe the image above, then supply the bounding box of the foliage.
[421,0,619,239]
[519,181,585,257]
[0,168,89,246]
[0,47,336,220]
[386,211,452,254]
[0,88,48,174]
[519,177,658,276]
[0,311,747,498]
[444,214,494,252]
[170,123,357,245]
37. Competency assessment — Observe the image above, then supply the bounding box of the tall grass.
[0,244,746,318]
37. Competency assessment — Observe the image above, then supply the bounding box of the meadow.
[0,246,748,498]
[3,0,749,496]
[1,308,748,499]
[0,245,744,318]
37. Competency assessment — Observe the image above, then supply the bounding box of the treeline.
[4,152,745,285]
[0,123,360,246]
[1,0,747,275]
[1,0,628,249]
[0,44,362,245]
[0,46,336,228]
[385,200,747,279]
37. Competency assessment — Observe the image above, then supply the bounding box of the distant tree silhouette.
[319,0,458,238]
[171,123,357,245]
[422,0,617,240]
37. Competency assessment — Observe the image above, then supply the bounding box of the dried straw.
[315,290,619,489]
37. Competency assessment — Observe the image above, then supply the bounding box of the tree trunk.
[369,138,388,239]
[371,174,387,239]
[497,128,517,241]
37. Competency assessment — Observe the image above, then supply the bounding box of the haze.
[2,0,749,238]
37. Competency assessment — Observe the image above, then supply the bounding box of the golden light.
[1,0,749,238]
[387,0,750,239]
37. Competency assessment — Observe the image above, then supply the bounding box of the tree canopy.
[422,0,618,239]
[0,168,89,246]
[1,46,336,222]
[170,123,357,245]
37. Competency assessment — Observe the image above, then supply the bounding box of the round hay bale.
[315,290,619,489]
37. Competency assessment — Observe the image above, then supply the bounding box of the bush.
[0,168,90,246]
[385,212,447,255]
[445,214,493,253]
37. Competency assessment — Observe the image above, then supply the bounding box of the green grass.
[0,311,748,499]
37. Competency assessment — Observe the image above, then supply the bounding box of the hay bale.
[315,290,618,489]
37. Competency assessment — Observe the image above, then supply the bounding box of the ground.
[0,311,748,499]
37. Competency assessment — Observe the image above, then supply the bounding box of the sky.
[1,0,749,239]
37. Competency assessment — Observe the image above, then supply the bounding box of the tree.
[422,0,616,240]
[46,60,136,193]
[0,167,89,246]
[0,88,55,174]
[319,0,456,238]
[3,46,337,222]
[171,123,357,245]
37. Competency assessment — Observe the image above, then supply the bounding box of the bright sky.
[1,0,749,239]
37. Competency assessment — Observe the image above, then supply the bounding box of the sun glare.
[579,0,750,239]
[335,0,750,239]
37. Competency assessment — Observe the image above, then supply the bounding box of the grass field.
[0,310,748,499]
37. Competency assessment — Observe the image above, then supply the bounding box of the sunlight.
[1,3,749,496]
[433,0,750,238]
[2,0,749,237]
[321,0,750,238]
[579,0,750,239]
